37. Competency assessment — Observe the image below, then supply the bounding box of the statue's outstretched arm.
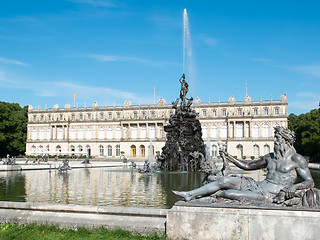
[220,150,267,170]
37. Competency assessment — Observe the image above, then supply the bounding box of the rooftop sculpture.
[173,126,320,208]
[157,74,206,171]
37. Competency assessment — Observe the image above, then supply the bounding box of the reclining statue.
[173,126,319,207]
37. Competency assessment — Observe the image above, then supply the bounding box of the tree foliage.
[0,102,28,157]
[288,109,320,162]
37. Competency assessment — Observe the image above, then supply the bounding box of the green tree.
[288,109,320,162]
[0,102,28,157]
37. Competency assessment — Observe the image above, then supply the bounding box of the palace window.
[108,113,112,120]
[107,127,113,140]
[142,112,146,119]
[222,110,227,117]
[212,110,216,117]
[274,108,279,115]
[99,127,105,140]
[46,129,51,140]
[252,124,259,138]
[264,108,269,116]
[133,112,137,119]
[107,145,112,157]
[86,128,92,140]
[140,125,146,139]
[203,110,207,117]
[70,128,76,140]
[87,113,91,120]
[32,129,37,140]
[202,125,208,139]
[60,114,64,121]
[263,124,270,138]
[117,112,120,120]
[40,115,44,121]
[238,109,242,116]
[79,114,83,120]
[221,125,228,138]
[99,145,104,157]
[211,125,218,139]
[254,109,258,115]
[48,115,51,121]
[151,111,155,118]
[116,145,120,157]
[100,113,104,120]
[33,115,37,121]
[116,127,121,140]
[71,114,75,121]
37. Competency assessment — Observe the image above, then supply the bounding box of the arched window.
[99,145,104,157]
[253,145,260,159]
[32,129,37,141]
[46,129,51,140]
[264,144,270,155]
[236,123,244,138]
[140,125,146,139]
[46,145,49,153]
[212,145,218,158]
[107,127,113,140]
[70,145,75,152]
[32,145,36,154]
[221,125,228,139]
[263,124,270,138]
[131,126,137,139]
[131,145,136,157]
[116,127,121,140]
[56,145,61,153]
[39,129,45,141]
[107,145,112,157]
[252,124,259,138]
[202,125,208,139]
[148,144,155,157]
[70,128,76,140]
[211,125,218,139]
[86,128,92,140]
[86,145,91,156]
[39,145,43,154]
[78,145,83,153]
[116,145,120,157]
[140,145,145,158]
[58,128,63,140]
[78,128,84,140]
[98,127,105,140]
[237,144,243,159]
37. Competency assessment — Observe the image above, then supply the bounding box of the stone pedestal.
[167,202,320,240]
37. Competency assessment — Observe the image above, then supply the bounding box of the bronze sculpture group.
[167,74,319,208]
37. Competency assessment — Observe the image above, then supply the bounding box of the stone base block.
[167,202,320,240]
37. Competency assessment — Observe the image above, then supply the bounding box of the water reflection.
[0,167,319,209]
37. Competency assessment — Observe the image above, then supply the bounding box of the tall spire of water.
[183,8,191,74]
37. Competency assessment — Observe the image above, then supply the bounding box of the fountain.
[157,74,206,172]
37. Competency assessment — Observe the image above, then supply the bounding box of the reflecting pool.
[0,167,319,209]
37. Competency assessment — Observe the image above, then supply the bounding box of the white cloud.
[290,101,319,111]
[198,34,218,48]
[0,57,29,66]
[282,64,320,78]
[82,53,179,66]
[68,0,116,7]
[296,91,320,100]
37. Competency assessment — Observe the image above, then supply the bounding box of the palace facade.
[26,94,288,160]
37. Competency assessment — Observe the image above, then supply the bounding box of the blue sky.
[0,0,319,114]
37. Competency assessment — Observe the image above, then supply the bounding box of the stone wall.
[167,203,320,240]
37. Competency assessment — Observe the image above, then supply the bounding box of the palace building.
[26,94,288,160]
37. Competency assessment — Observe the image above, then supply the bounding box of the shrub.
[250,156,255,160]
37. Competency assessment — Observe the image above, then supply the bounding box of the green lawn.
[0,223,166,240]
